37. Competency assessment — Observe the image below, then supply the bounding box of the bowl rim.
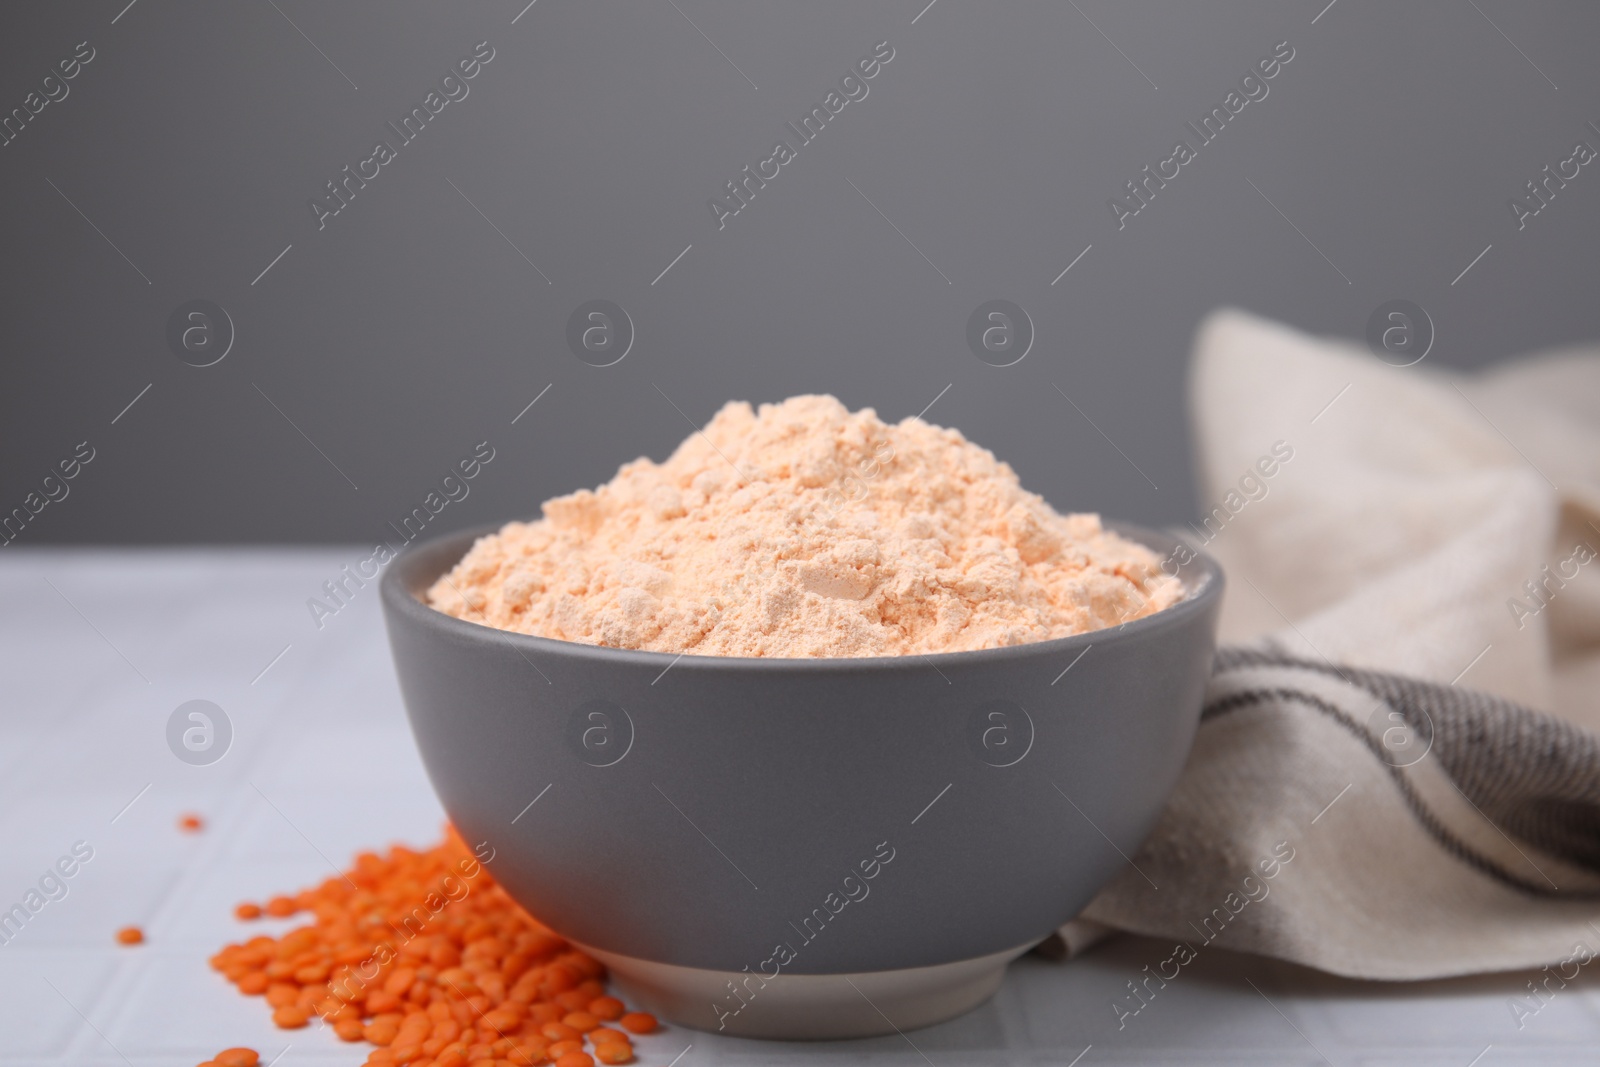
[380,519,1223,674]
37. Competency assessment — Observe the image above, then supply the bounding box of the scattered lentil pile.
[211,828,656,1067]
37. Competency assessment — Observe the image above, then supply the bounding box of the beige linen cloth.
[1072,308,1600,980]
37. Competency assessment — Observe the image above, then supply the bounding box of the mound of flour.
[428,395,1183,657]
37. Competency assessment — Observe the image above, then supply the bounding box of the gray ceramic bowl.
[381,522,1222,1039]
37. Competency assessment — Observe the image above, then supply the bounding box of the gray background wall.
[2,0,1596,545]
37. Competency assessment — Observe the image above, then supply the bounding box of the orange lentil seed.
[115,926,144,945]
[587,996,625,1022]
[272,1005,310,1029]
[559,1011,596,1033]
[179,813,205,832]
[364,1020,400,1046]
[618,1012,657,1035]
[555,1053,594,1067]
[215,1050,260,1067]
[594,1043,634,1066]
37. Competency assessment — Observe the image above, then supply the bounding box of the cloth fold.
[1077,309,1600,979]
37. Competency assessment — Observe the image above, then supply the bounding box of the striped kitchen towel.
[1076,310,1600,979]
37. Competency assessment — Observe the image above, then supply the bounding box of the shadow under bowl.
[380,522,1222,1039]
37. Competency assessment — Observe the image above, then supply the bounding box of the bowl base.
[572,940,1036,1040]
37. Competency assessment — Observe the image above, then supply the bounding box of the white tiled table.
[2,548,1597,1066]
